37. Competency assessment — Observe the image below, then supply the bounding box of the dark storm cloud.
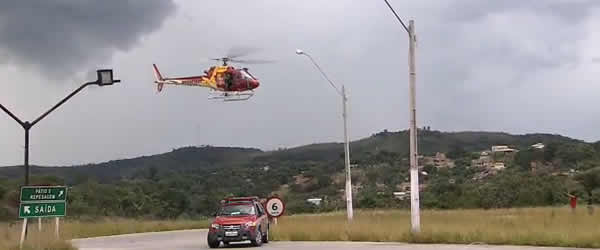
[2,0,600,167]
[0,0,176,79]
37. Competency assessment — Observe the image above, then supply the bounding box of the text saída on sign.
[19,202,66,218]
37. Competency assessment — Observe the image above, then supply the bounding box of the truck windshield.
[218,205,255,216]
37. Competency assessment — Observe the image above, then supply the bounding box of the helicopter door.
[240,70,256,90]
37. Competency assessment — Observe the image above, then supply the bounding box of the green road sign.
[20,186,67,202]
[19,202,66,218]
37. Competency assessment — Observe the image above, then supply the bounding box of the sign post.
[20,218,27,247]
[55,218,60,239]
[265,197,285,226]
[18,186,67,248]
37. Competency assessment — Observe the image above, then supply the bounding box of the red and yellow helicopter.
[152,53,270,101]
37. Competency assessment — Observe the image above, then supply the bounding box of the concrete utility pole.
[296,49,353,221]
[342,85,353,221]
[383,0,420,233]
[407,20,420,233]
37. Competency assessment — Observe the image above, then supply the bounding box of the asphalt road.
[71,229,588,250]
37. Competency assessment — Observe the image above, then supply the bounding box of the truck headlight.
[243,221,257,228]
[211,223,221,229]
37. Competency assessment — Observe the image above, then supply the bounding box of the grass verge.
[271,206,600,248]
[61,217,210,239]
[1,222,75,250]
[1,218,210,250]
[3,207,598,249]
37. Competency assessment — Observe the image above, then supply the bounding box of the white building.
[393,192,409,200]
[492,145,517,152]
[306,198,322,206]
[531,143,545,149]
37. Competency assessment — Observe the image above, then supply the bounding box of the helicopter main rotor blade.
[226,46,262,59]
[229,59,276,64]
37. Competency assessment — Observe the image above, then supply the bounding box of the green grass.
[271,206,600,248]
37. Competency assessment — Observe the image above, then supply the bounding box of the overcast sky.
[1,0,600,166]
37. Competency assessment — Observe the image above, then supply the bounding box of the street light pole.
[296,49,353,221]
[0,69,120,242]
[384,0,420,233]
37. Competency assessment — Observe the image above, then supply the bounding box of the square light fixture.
[97,69,120,86]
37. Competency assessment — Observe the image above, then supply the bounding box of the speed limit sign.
[265,197,285,217]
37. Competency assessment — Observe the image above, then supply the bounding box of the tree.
[575,167,600,206]
[0,185,5,200]
[447,145,467,159]
[514,149,545,171]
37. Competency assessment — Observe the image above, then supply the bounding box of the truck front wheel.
[207,239,220,248]
[251,228,263,247]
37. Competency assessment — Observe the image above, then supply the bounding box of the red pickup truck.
[207,196,270,248]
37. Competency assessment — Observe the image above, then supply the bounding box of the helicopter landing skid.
[208,90,254,102]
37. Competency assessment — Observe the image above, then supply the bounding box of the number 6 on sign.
[265,197,285,217]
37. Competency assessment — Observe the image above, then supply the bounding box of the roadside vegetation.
[2,218,210,250]
[1,130,600,248]
[271,207,600,248]
[1,222,75,250]
[2,208,599,249]
[1,131,599,220]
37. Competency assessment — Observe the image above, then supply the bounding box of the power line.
[304,53,343,97]
[384,0,409,34]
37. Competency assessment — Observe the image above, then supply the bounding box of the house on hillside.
[393,191,409,200]
[491,145,517,152]
[420,152,455,169]
[493,162,505,170]
[491,145,518,165]
[307,198,322,206]
[433,152,455,168]
[531,143,545,149]
[471,153,493,168]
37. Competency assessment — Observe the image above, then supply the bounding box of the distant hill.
[0,130,581,182]
[353,129,580,155]
[1,129,598,220]
[0,146,262,183]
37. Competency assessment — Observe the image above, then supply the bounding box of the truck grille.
[222,225,241,230]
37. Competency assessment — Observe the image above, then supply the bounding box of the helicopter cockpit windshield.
[240,70,256,80]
